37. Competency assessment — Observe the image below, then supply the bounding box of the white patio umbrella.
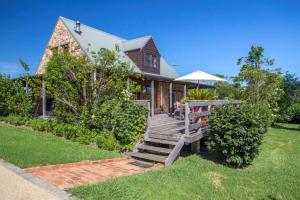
[175,70,227,88]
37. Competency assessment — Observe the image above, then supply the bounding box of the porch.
[133,78,210,117]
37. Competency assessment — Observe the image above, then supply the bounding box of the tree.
[44,46,138,123]
[234,46,284,121]
[279,72,300,112]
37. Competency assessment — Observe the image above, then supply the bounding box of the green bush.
[26,119,54,132]
[52,122,96,144]
[96,130,119,151]
[91,100,147,151]
[74,127,97,144]
[111,101,147,150]
[2,115,28,126]
[0,74,13,116]
[286,103,300,123]
[207,103,271,167]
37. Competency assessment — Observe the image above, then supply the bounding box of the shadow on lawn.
[272,124,300,132]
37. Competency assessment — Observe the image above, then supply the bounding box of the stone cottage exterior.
[36,16,208,116]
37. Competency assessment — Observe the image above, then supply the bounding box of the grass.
[0,124,121,168]
[69,123,300,200]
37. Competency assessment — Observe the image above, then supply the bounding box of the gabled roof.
[60,16,180,80]
[122,36,151,51]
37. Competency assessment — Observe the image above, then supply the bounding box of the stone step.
[129,152,167,163]
[137,144,173,154]
[144,137,178,145]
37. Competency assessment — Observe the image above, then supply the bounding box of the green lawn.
[0,124,121,168]
[69,123,300,200]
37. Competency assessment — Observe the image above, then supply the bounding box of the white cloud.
[0,61,22,78]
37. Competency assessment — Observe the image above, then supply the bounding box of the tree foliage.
[44,47,147,150]
[278,72,300,112]
[44,47,138,123]
[234,46,284,121]
[0,74,33,117]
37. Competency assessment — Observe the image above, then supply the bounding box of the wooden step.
[137,144,173,154]
[149,126,185,134]
[144,137,178,145]
[148,133,181,141]
[149,119,177,125]
[129,152,167,163]
[129,159,154,168]
[149,120,184,128]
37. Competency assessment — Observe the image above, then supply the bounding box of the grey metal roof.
[122,36,151,51]
[60,16,180,79]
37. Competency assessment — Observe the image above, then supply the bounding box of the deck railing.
[184,100,241,136]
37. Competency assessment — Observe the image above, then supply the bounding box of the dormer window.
[144,53,151,67]
[152,56,157,68]
[144,54,158,67]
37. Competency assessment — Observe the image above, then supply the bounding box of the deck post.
[147,100,151,120]
[184,84,187,98]
[160,82,163,112]
[127,77,130,90]
[42,79,46,118]
[169,82,173,114]
[185,102,190,135]
[191,140,201,153]
[151,80,155,117]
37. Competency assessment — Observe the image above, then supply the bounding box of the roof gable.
[57,17,180,79]
[122,36,151,52]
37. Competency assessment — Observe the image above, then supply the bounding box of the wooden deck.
[129,100,241,166]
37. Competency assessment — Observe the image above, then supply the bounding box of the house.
[36,16,208,117]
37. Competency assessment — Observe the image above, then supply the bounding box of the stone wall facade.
[36,19,82,75]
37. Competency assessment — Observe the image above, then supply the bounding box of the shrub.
[52,123,66,137]
[74,127,97,144]
[96,130,119,151]
[185,89,217,100]
[9,92,33,117]
[207,103,271,167]
[0,74,13,116]
[26,118,54,132]
[91,100,147,151]
[286,103,300,123]
[2,115,28,126]
[111,101,147,150]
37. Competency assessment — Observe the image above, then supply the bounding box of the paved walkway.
[0,160,74,200]
[25,158,161,189]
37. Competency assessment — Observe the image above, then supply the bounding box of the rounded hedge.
[286,103,300,124]
[207,103,271,167]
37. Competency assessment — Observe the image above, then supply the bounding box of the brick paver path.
[25,158,161,189]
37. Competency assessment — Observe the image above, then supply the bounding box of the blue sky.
[0,0,299,78]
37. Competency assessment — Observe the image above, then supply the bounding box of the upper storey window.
[152,56,157,68]
[144,53,152,67]
[144,54,158,68]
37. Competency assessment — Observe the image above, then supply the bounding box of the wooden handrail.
[184,100,241,136]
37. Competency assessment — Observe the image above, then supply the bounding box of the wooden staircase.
[129,114,185,166]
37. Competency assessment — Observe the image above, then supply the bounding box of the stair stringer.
[164,136,185,166]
